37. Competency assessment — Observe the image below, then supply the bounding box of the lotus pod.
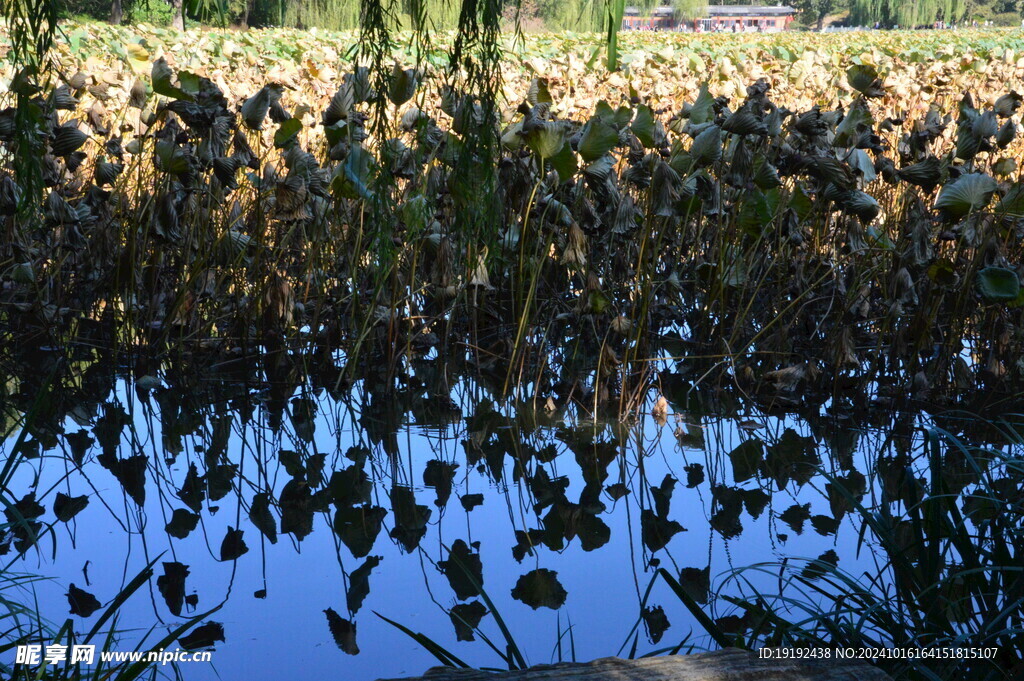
[88,101,109,136]
[87,82,110,100]
[51,123,88,157]
[129,78,148,109]
[67,71,88,91]
[94,158,124,186]
[53,85,79,111]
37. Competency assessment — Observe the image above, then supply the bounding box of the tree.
[795,0,837,30]
[850,0,969,27]
[111,0,123,24]
[672,0,706,20]
[169,0,184,29]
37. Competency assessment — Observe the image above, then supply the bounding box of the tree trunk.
[241,0,251,28]
[817,13,825,30]
[377,650,894,681]
[170,0,184,30]
[110,0,123,24]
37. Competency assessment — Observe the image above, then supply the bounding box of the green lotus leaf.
[977,267,1021,302]
[934,173,997,219]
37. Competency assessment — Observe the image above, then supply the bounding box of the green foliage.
[851,0,970,27]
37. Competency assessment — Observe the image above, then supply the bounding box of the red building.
[622,5,797,32]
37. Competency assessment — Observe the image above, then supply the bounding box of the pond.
[5,342,1015,681]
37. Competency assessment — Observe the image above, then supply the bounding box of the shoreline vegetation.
[5,27,1024,410]
[1,19,1024,681]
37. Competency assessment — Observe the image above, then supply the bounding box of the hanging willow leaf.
[934,173,997,219]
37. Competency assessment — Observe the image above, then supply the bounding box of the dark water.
[0,349,991,680]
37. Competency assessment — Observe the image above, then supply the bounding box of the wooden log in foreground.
[377,648,893,681]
